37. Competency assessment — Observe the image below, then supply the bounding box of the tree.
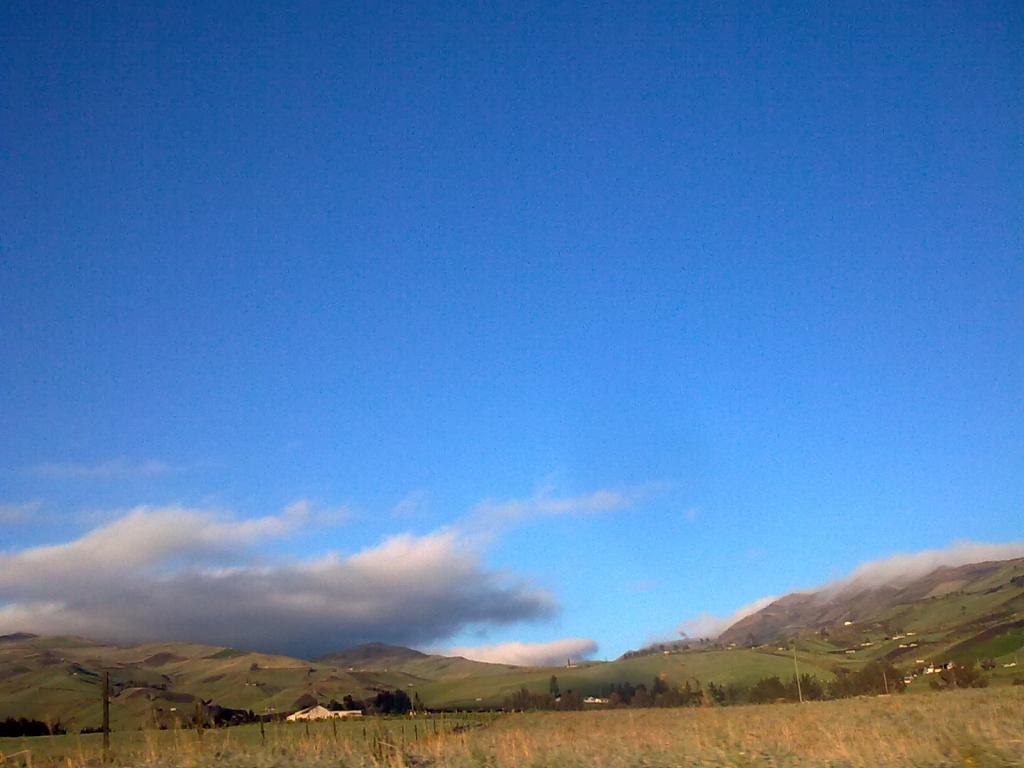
[556,689,583,710]
[630,684,653,708]
[370,689,412,715]
[651,676,669,696]
[341,694,363,712]
[930,663,987,690]
[707,681,743,706]
[503,686,555,711]
[0,718,65,737]
[749,676,788,704]
[828,661,905,698]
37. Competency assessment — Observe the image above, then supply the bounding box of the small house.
[287,705,362,721]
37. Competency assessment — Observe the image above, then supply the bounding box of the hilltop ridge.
[1,554,1022,728]
[719,557,1024,646]
[317,642,428,667]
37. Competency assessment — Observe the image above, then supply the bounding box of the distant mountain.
[318,641,522,682]
[719,557,1024,647]
[0,632,38,643]
[317,642,428,668]
[0,634,403,730]
[2,555,1022,728]
[0,635,526,728]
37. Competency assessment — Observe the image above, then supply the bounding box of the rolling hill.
[716,557,1024,680]
[0,634,400,730]
[2,556,1023,728]
[720,557,1024,645]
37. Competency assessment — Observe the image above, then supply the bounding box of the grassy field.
[0,714,492,765]
[1,687,1021,767]
[414,647,838,708]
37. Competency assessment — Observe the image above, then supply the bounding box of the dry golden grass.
[430,688,1024,767]
[1,688,1021,767]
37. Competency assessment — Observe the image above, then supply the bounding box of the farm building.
[286,705,362,721]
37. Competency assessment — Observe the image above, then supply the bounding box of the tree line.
[0,717,66,737]
[500,660,990,711]
[328,688,416,715]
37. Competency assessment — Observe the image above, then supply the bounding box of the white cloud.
[271,499,350,529]
[676,595,778,640]
[472,486,645,527]
[0,505,554,658]
[819,540,1024,596]
[449,638,598,667]
[24,458,187,480]
[0,500,41,523]
[391,490,428,518]
[626,578,658,593]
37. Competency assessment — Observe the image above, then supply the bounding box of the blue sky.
[1,1,1022,661]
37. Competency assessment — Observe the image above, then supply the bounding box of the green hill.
[720,557,1024,645]
[716,556,1024,690]
[0,635,402,730]
[0,634,838,724]
[411,647,840,708]
[3,556,1023,728]
[317,642,428,668]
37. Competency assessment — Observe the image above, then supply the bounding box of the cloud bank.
[24,458,188,480]
[676,539,1024,639]
[471,486,647,530]
[0,506,554,658]
[676,595,778,640]
[0,500,41,523]
[449,637,598,667]
[820,540,1024,596]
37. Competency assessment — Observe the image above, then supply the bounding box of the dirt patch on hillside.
[143,652,186,666]
[0,664,32,680]
[162,691,196,703]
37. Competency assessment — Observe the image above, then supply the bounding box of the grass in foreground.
[1,688,1022,767]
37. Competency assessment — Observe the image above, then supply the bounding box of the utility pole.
[102,672,110,759]
[792,644,804,703]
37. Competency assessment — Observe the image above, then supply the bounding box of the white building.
[287,705,362,721]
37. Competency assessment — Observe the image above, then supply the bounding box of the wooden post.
[259,715,266,744]
[102,671,110,759]
[791,645,804,703]
[331,715,337,738]
[194,700,204,751]
[882,667,889,694]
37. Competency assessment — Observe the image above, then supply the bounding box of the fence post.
[102,672,110,760]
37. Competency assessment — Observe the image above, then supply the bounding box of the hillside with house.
[716,558,1024,678]
[1,556,1022,729]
